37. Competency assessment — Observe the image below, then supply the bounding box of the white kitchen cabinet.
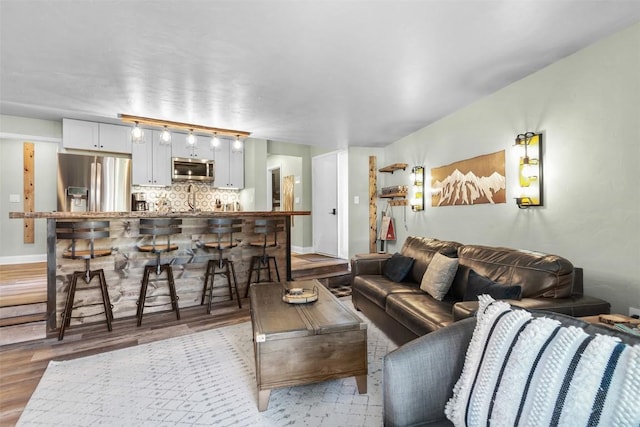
[214,138,244,189]
[171,133,214,159]
[131,131,172,186]
[63,118,99,151]
[63,118,131,154]
[98,123,132,154]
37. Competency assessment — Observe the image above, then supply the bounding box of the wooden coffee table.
[249,280,367,411]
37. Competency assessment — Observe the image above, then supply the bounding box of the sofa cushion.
[386,293,455,336]
[453,245,575,299]
[401,236,462,284]
[383,253,415,282]
[420,252,459,301]
[445,295,640,426]
[463,269,522,301]
[352,275,423,309]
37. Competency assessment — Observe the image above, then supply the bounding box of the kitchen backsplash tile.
[132,182,240,212]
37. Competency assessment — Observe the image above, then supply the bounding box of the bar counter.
[10,210,310,335]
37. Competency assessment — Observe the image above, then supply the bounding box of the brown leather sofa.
[351,236,611,345]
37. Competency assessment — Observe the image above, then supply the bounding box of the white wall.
[376,23,640,314]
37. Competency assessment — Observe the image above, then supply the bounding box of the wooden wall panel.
[23,142,35,244]
[369,156,377,253]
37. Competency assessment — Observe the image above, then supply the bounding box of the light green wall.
[376,23,640,314]
[0,116,62,260]
[241,138,314,250]
[348,146,384,257]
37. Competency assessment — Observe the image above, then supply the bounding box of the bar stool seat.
[201,218,243,314]
[244,218,284,298]
[56,221,113,341]
[136,218,182,326]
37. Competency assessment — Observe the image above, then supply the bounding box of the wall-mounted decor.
[431,150,506,207]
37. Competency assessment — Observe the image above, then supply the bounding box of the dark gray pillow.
[383,253,415,282]
[463,269,522,301]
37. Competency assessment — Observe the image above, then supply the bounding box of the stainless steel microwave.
[172,157,215,182]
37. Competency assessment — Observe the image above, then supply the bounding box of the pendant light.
[211,132,220,148]
[159,126,172,145]
[233,135,242,150]
[131,122,145,143]
[186,130,197,146]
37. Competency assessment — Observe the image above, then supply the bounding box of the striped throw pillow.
[445,295,640,427]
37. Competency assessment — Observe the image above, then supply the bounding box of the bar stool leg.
[202,260,213,305]
[244,256,257,298]
[164,265,181,321]
[96,269,113,331]
[223,260,234,302]
[137,266,152,326]
[207,261,217,315]
[58,272,81,341]
[229,261,242,309]
[272,257,281,282]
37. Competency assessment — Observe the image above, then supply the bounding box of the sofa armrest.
[350,253,391,281]
[383,317,476,427]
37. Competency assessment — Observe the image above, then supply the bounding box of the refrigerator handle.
[95,162,102,212]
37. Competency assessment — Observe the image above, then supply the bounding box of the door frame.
[312,150,348,259]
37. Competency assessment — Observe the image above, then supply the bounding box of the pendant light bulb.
[160,126,172,145]
[186,130,197,146]
[233,135,242,150]
[131,122,144,143]
[211,133,220,148]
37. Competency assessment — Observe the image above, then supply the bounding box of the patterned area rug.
[18,298,396,426]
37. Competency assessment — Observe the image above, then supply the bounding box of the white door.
[312,152,339,257]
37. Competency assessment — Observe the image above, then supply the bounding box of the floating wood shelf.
[378,163,408,173]
[379,192,407,198]
[386,199,408,206]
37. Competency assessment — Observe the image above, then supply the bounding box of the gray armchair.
[383,312,639,426]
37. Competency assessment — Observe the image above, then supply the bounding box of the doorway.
[267,166,280,211]
[312,151,348,258]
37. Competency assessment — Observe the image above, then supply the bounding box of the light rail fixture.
[119,114,251,145]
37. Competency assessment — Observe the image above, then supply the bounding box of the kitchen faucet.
[187,184,196,212]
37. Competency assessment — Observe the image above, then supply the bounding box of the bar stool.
[56,221,113,341]
[136,218,181,326]
[244,218,285,298]
[201,218,243,314]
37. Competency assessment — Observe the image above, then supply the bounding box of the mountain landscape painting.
[431,150,506,206]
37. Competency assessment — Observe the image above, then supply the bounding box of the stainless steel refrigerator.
[57,153,131,212]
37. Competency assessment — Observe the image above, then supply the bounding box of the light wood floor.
[0,254,347,426]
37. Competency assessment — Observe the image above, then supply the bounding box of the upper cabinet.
[214,138,244,189]
[131,130,172,186]
[171,133,214,159]
[63,118,132,154]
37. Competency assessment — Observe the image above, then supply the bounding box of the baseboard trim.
[291,246,314,254]
[0,254,47,265]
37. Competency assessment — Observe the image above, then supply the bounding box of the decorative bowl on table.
[282,286,319,304]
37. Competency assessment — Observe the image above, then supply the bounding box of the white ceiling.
[1,1,639,149]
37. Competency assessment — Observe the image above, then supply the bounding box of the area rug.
[18,299,396,426]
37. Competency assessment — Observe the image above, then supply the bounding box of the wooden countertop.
[9,210,311,219]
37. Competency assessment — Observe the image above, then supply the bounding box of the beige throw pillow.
[420,252,459,300]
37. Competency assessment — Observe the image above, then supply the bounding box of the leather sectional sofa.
[351,236,611,345]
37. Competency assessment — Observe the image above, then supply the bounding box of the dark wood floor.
[0,253,348,426]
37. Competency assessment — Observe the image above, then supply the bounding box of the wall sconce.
[410,165,425,211]
[514,132,543,209]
